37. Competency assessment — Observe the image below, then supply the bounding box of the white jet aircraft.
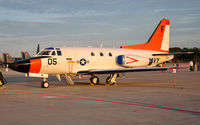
[8,18,182,88]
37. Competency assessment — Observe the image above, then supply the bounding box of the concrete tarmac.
[0,68,200,125]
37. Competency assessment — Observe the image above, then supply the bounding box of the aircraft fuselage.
[33,47,173,75]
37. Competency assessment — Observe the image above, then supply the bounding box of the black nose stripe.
[9,60,30,73]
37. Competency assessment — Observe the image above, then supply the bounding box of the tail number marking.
[48,58,57,65]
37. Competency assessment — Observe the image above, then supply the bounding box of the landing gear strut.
[90,76,99,85]
[106,73,118,85]
[63,74,74,85]
[41,78,49,88]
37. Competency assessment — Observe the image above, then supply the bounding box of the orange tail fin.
[121,18,170,53]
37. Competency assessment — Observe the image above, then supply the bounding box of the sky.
[0,0,200,56]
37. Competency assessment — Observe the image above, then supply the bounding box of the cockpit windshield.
[38,51,51,55]
[37,47,62,56]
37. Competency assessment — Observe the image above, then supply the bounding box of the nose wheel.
[90,76,99,85]
[41,78,49,88]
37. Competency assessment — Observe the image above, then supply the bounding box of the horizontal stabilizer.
[152,52,193,56]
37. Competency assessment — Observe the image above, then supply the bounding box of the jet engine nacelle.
[116,55,151,68]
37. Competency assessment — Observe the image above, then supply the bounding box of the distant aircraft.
[0,53,14,69]
[7,19,188,88]
[0,44,40,68]
[0,56,3,66]
[0,52,31,68]
[21,51,31,60]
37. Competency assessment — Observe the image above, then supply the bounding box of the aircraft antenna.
[36,44,40,54]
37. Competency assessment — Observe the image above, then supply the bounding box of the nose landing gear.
[41,78,49,88]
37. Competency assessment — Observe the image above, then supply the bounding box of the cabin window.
[100,52,104,56]
[51,51,56,55]
[109,52,112,57]
[91,52,95,56]
[57,51,62,56]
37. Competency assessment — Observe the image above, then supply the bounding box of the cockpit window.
[38,51,51,55]
[51,51,56,55]
[45,47,54,50]
[57,51,62,56]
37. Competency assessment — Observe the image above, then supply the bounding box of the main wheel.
[106,76,116,85]
[90,76,99,85]
[42,81,49,88]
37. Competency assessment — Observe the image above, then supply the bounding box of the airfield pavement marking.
[2,90,200,116]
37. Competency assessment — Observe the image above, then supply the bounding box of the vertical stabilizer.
[121,19,170,53]
[0,56,3,62]
[21,51,31,59]
[3,53,13,64]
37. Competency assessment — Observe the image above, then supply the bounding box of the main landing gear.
[89,73,118,86]
[90,76,99,85]
[41,78,49,88]
[106,73,117,86]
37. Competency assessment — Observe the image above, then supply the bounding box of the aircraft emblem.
[80,58,87,66]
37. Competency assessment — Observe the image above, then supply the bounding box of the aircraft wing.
[77,67,169,74]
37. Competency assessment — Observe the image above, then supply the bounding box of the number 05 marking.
[48,58,57,65]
